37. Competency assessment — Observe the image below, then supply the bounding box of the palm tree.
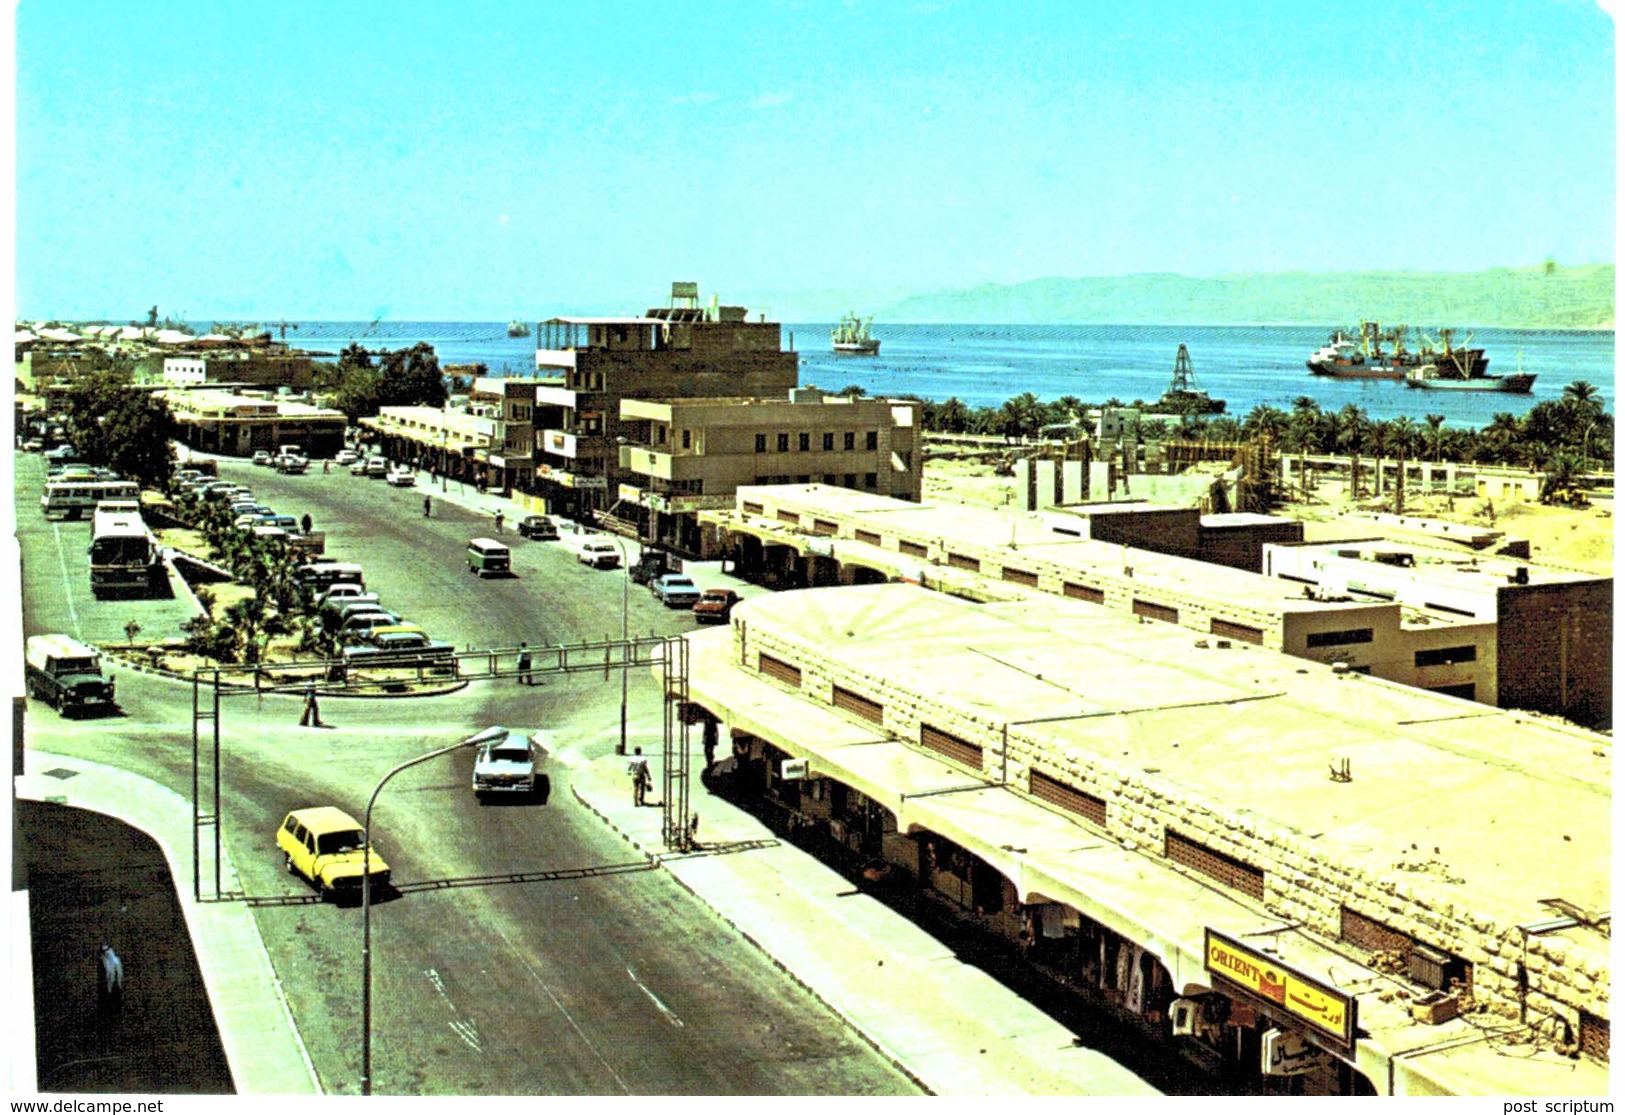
[1336,404,1370,496]
[1562,380,1603,410]
[934,397,970,434]
[1424,414,1446,462]
[1243,404,1289,442]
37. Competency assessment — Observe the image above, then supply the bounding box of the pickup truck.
[467,725,541,797]
[25,634,117,716]
[629,547,681,585]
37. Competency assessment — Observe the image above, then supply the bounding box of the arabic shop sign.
[1204,929,1357,1052]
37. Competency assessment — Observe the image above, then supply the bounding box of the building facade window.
[777,433,790,452]
[1306,628,1375,648]
[755,433,767,453]
[843,432,855,450]
[822,432,835,451]
[798,432,810,452]
[866,431,878,450]
[681,429,692,450]
[864,472,877,488]
[1414,645,1478,667]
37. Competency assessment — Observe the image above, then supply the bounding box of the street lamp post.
[608,536,630,756]
[361,728,503,1095]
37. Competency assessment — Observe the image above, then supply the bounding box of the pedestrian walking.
[96,943,124,1013]
[300,512,313,535]
[702,719,718,771]
[628,747,651,806]
[423,495,432,517]
[323,459,331,475]
[516,642,532,685]
[299,681,324,727]
[493,511,504,534]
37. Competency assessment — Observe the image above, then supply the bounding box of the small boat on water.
[832,312,880,355]
[1158,343,1226,414]
[507,320,531,337]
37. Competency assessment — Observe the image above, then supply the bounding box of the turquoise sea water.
[286,320,1614,428]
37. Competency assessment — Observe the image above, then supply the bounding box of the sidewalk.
[15,753,321,1095]
[563,745,1160,1096]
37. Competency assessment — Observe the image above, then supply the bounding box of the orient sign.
[1204,929,1357,1053]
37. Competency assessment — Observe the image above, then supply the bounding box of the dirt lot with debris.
[923,456,1614,575]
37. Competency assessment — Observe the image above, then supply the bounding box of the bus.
[42,479,140,521]
[89,506,163,597]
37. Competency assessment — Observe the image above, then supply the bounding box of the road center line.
[492,923,631,1093]
[52,521,81,633]
[625,966,684,1028]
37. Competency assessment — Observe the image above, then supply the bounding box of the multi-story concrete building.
[616,388,923,552]
[529,289,798,523]
[699,484,1610,727]
[678,582,1610,1095]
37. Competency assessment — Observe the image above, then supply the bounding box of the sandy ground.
[922,454,1614,576]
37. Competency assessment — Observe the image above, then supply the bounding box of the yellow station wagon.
[277,806,391,901]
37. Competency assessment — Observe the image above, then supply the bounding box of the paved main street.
[17,452,917,1095]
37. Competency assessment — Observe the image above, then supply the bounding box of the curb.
[94,649,472,699]
[567,775,931,1095]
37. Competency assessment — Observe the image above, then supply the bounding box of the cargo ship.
[832,312,880,355]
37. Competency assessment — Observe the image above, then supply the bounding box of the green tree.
[377,342,447,409]
[1424,414,1447,462]
[836,384,867,398]
[60,363,176,489]
[934,397,971,433]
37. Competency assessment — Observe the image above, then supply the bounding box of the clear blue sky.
[13,0,1617,321]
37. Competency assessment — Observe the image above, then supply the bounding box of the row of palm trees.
[911,381,1612,477]
[172,488,328,665]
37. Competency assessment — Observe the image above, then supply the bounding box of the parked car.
[386,465,415,487]
[276,454,310,474]
[348,457,371,475]
[333,449,359,466]
[316,582,379,610]
[337,611,405,642]
[276,806,389,902]
[325,601,392,631]
[516,514,558,540]
[692,588,741,624]
[364,458,389,479]
[650,573,701,608]
[252,450,273,466]
[468,725,540,798]
[234,512,278,530]
[575,538,622,569]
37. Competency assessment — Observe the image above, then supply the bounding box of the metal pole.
[362,732,492,1095]
[612,536,629,755]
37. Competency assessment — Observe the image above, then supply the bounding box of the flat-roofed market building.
[678,582,1609,1095]
[699,484,1610,727]
[165,390,345,458]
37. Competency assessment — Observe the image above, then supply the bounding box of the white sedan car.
[386,466,416,487]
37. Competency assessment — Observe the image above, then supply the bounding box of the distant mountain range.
[756,263,1613,329]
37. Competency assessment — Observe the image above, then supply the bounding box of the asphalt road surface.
[19,452,917,1096]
